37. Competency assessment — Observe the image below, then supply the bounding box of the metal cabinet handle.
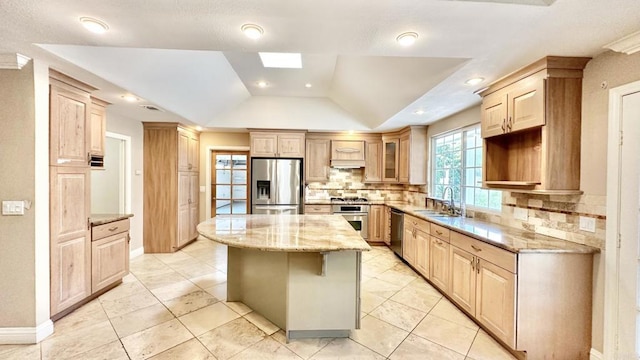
[471,245,482,252]
[471,257,475,271]
[476,257,481,274]
[507,116,513,131]
[436,230,443,235]
[501,119,506,132]
[108,226,118,232]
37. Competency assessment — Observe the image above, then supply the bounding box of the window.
[212,151,249,215]
[431,124,501,211]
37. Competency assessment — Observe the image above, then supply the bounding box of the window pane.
[232,155,247,169]
[216,185,231,199]
[465,149,475,167]
[232,185,247,199]
[216,170,231,184]
[216,155,232,169]
[465,168,475,187]
[475,188,489,207]
[489,190,502,210]
[232,200,247,214]
[475,149,482,167]
[465,187,475,205]
[216,200,231,214]
[232,170,247,184]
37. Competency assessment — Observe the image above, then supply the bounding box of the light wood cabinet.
[480,56,591,193]
[449,245,476,314]
[383,206,391,246]
[429,236,450,293]
[368,205,385,243]
[330,140,365,167]
[89,97,108,158]
[382,137,399,182]
[91,218,130,294]
[364,140,383,183]
[143,123,200,253]
[398,134,410,183]
[305,139,330,182]
[402,214,430,277]
[250,131,305,158]
[304,204,332,214]
[414,230,429,277]
[382,126,427,184]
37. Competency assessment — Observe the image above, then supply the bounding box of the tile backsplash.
[305,168,405,201]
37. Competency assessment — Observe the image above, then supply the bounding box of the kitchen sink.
[413,209,459,218]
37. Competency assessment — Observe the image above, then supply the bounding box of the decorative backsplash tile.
[305,168,404,201]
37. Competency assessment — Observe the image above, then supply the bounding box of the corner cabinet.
[381,136,399,182]
[382,126,427,185]
[305,139,331,182]
[479,56,591,193]
[250,131,305,158]
[143,123,200,253]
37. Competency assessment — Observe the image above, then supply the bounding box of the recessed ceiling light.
[241,24,263,39]
[195,126,203,131]
[396,32,418,46]
[122,94,139,102]
[259,52,302,69]
[256,81,268,88]
[466,77,485,86]
[348,130,355,135]
[305,83,312,88]
[413,109,425,115]
[80,17,109,34]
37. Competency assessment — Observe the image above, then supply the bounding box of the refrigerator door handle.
[254,205,298,210]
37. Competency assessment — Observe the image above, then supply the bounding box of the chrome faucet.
[442,186,455,214]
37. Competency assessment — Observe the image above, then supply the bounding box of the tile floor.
[0,239,517,360]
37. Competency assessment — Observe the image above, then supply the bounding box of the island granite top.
[197,214,371,252]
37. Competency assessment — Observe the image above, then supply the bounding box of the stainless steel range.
[331,197,369,240]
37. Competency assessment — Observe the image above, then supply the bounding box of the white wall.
[91,137,123,214]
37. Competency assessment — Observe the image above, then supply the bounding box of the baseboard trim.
[130,246,144,259]
[590,348,603,360]
[0,320,54,344]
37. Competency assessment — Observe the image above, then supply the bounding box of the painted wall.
[91,137,123,214]
[104,112,144,254]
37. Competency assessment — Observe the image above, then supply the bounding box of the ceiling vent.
[140,104,164,112]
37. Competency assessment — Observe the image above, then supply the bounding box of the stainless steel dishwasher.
[390,209,404,257]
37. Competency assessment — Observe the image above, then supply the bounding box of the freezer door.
[252,204,299,215]
[251,159,277,205]
[275,159,301,206]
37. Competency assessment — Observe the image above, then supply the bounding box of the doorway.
[91,132,131,214]
[211,151,250,216]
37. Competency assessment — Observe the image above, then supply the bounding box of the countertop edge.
[90,213,134,226]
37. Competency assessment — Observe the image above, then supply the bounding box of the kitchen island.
[196,214,371,340]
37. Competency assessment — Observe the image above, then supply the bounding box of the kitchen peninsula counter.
[197,214,370,341]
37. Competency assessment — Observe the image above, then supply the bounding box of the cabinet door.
[364,140,382,183]
[250,133,278,157]
[177,172,191,249]
[189,173,199,240]
[383,206,391,246]
[89,102,106,156]
[382,138,399,182]
[50,167,91,315]
[92,232,129,293]
[508,75,545,133]
[50,83,91,166]
[398,135,410,183]
[476,259,516,348]
[481,91,508,138]
[449,246,476,315]
[188,136,199,172]
[403,224,416,266]
[178,131,190,171]
[429,237,449,293]
[278,133,306,158]
[414,229,429,278]
[331,140,365,161]
[305,139,330,182]
[368,205,385,242]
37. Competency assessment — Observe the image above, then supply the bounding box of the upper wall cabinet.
[305,139,331,182]
[330,140,365,167]
[364,140,383,183]
[381,136,399,182]
[250,131,305,158]
[479,56,591,193]
[390,126,427,185]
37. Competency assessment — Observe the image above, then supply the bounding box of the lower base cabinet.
[91,218,131,294]
[429,236,449,293]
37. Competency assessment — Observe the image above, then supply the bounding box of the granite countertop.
[197,214,371,252]
[387,203,599,254]
[90,213,134,226]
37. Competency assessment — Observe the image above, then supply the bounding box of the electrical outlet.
[579,216,596,233]
[2,201,25,216]
[514,207,528,221]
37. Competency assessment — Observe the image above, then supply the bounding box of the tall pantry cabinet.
[143,122,200,253]
[49,70,96,316]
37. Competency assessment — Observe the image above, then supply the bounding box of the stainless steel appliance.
[331,197,369,240]
[390,209,404,256]
[251,158,302,214]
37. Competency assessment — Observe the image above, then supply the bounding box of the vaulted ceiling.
[1,0,639,131]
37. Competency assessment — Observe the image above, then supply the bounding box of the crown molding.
[604,30,640,55]
[0,53,31,70]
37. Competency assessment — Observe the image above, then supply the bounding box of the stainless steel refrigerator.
[251,158,302,214]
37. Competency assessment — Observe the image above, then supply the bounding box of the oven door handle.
[334,212,369,216]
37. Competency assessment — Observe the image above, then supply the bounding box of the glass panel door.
[212,151,249,215]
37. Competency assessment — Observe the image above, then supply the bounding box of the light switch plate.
[2,201,25,216]
[579,216,596,233]
[514,207,528,221]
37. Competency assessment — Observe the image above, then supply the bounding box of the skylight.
[259,52,302,69]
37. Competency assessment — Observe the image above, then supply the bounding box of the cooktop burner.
[330,197,369,203]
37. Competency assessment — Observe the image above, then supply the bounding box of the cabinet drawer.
[430,223,450,241]
[92,219,130,241]
[405,214,430,234]
[450,231,516,273]
[305,204,332,214]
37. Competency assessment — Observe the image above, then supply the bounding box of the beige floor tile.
[361,278,403,299]
[179,302,240,336]
[164,290,219,317]
[349,315,409,357]
[272,330,332,359]
[41,320,118,360]
[0,344,41,360]
[309,338,386,360]
[198,317,266,360]
[51,299,108,335]
[136,270,188,290]
[375,268,418,287]
[230,337,301,359]
[190,270,227,289]
[151,279,203,301]
[369,299,426,332]
[68,340,129,360]
[121,318,194,360]
[110,303,175,338]
[390,285,442,313]
[406,277,443,297]
[100,289,160,318]
[129,256,172,275]
[360,290,387,313]
[389,333,465,360]
[412,314,478,355]
[149,338,215,360]
[98,279,148,302]
[429,299,479,331]
[174,262,218,279]
[244,311,280,335]
[153,251,196,265]
[390,262,420,276]
[225,301,253,315]
[466,330,517,360]
[361,260,395,277]
[204,282,227,301]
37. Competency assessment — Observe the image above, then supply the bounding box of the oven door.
[341,213,368,240]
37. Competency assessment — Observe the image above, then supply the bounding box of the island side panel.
[227,247,288,329]
[286,250,360,338]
